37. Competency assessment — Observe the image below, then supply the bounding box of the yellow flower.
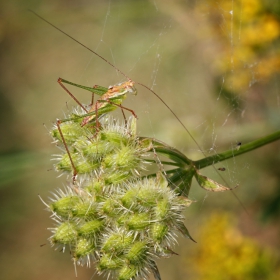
[188,212,280,280]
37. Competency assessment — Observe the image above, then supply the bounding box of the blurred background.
[0,0,279,279]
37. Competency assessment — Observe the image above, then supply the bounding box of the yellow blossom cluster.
[197,0,280,93]
[190,213,280,280]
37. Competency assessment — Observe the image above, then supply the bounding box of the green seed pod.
[103,146,139,171]
[154,197,171,220]
[100,130,129,146]
[102,197,121,218]
[125,241,148,265]
[121,213,151,231]
[102,231,133,254]
[72,200,98,218]
[51,222,78,245]
[50,195,80,218]
[103,171,131,185]
[55,153,99,174]
[78,220,104,237]
[84,180,104,200]
[75,137,109,159]
[52,121,88,145]
[136,187,162,207]
[121,188,138,209]
[74,237,95,260]
[150,223,169,243]
[121,180,162,209]
[98,253,123,271]
[118,264,138,280]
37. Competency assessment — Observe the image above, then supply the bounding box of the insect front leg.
[90,92,94,107]
[103,98,138,127]
[103,98,138,119]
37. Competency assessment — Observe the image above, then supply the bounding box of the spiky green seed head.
[78,220,104,237]
[46,110,194,279]
[154,197,171,220]
[51,115,150,180]
[49,196,80,218]
[98,253,123,271]
[103,171,132,185]
[150,223,169,243]
[118,213,151,231]
[102,197,121,218]
[46,172,192,279]
[102,231,134,254]
[52,121,87,145]
[118,264,139,280]
[125,241,148,265]
[55,152,99,174]
[51,222,78,245]
[100,130,129,146]
[103,145,139,170]
[74,238,95,260]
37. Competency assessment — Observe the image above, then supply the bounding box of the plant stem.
[193,130,280,169]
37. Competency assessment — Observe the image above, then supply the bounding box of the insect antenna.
[29,10,202,150]
[28,10,130,81]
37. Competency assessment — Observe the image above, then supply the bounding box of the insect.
[218,167,226,171]
[55,78,137,181]
[57,78,137,126]
[236,142,242,150]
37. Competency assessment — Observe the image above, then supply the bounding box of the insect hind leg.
[57,78,88,113]
[56,119,78,183]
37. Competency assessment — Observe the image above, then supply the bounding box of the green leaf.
[167,168,195,196]
[194,171,234,192]
[176,221,196,243]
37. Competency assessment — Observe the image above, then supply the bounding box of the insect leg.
[104,99,138,119]
[56,119,78,183]
[57,78,88,113]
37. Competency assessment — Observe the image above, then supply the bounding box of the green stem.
[193,130,280,169]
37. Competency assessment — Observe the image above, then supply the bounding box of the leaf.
[177,168,195,196]
[176,221,196,243]
[168,168,195,197]
[150,260,161,280]
[156,171,169,188]
[194,171,236,192]
[178,196,196,207]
